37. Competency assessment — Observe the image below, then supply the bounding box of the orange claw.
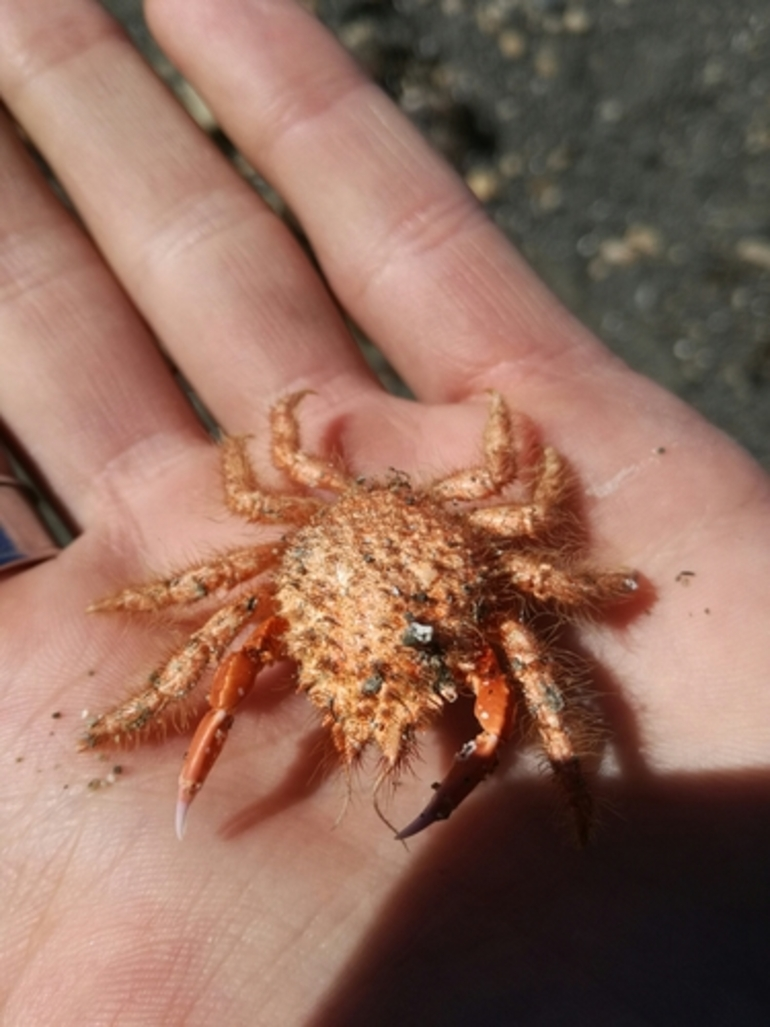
[176,707,235,839]
[396,648,516,840]
[175,616,285,838]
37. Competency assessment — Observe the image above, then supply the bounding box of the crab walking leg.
[396,647,516,840]
[79,595,264,749]
[501,552,639,608]
[221,435,323,523]
[88,544,282,613]
[271,392,352,491]
[429,392,518,502]
[176,614,287,838]
[467,445,571,537]
[499,619,594,844]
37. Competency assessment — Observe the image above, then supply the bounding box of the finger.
[148,0,614,404]
[0,0,378,433]
[0,105,204,525]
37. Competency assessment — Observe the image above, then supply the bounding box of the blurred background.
[102,0,770,469]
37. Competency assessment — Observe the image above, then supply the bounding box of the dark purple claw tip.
[395,790,453,841]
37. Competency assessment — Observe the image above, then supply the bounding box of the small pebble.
[498,30,527,59]
[465,166,502,202]
[534,44,560,79]
[563,8,591,34]
[736,238,770,272]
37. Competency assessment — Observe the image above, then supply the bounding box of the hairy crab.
[81,392,637,841]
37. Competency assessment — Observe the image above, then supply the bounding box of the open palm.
[2,1,769,1024]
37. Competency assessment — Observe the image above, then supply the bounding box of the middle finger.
[0,0,377,430]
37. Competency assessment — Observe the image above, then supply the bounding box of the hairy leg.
[79,593,265,748]
[468,444,571,537]
[221,434,323,522]
[271,392,352,491]
[88,544,282,612]
[502,551,638,609]
[429,392,518,502]
[499,618,595,844]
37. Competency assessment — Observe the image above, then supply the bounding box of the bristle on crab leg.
[396,648,516,840]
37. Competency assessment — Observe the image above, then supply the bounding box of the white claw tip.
[175,798,190,841]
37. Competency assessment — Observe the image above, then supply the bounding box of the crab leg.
[467,444,570,536]
[221,435,323,523]
[270,392,352,491]
[79,595,264,749]
[429,392,518,502]
[176,614,286,838]
[501,552,638,608]
[88,544,281,613]
[396,647,516,840]
[500,618,595,845]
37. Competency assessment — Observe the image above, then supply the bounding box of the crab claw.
[395,732,500,840]
[175,708,235,839]
[173,616,285,839]
[397,646,515,840]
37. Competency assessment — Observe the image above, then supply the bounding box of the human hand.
[1,0,769,1022]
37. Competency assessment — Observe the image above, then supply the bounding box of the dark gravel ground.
[103,0,770,469]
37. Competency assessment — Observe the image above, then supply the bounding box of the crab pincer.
[84,392,637,842]
[397,646,516,839]
[175,616,284,838]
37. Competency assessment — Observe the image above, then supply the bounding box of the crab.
[80,392,637,842]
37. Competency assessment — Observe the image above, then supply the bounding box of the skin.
[0,1,769,1023]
